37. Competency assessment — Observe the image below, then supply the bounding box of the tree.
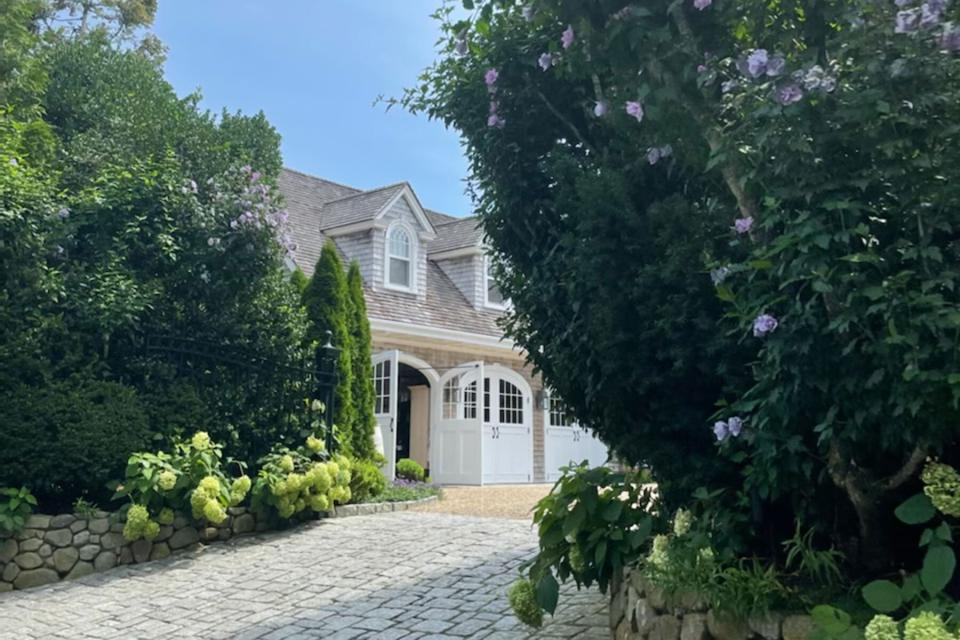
[403,0,960,566]
[346,261,377,459]
[302,240,355,454]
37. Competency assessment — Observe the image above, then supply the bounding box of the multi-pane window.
[442,376,460,420]
[499,379,524,425]
[548,395,575,427]
[373,359,391,415]
[464,381,478,419]
[484,256,505,308]
[483,378,490,423]
[387,226,412,289]
[441,377,478,420]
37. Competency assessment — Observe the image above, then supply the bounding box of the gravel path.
[0,511,607,639]
[411,485,553,520]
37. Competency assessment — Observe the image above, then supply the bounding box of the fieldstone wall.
[0,495,438,593]
[610,567,815,640]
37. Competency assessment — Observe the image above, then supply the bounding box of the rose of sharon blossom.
[694,0,712,9]
[522,4,535,21]
[593,101,609,117]
[57,207,70,220]
[753,313,779,337]
[625,101,644,122]
[538,53,553,71]
[727,417,744,437]
[659,144,673,158]
[896,9,921,33]
[776,83,804,105]
[942,24,960,51]
[710,266,730,285]
[734,216,753,234]
[713,421,729,442]
[745,49,770,78]
[921,0,947,28]
[765,55,787,77]
[484,68,499,90]
[561,25,575,49]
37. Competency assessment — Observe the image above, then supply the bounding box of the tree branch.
[881,445,928,491]
[531,84,599,157]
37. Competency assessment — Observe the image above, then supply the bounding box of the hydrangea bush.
[401,0,960,568]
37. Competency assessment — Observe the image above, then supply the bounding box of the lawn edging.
[330,495,439,518]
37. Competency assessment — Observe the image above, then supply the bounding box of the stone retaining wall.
[610,567,815,640]
[0,495,438,593]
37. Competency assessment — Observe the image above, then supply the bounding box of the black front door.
[396,389,411,460]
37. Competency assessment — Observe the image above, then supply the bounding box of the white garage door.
[481,371,533,484]
[544,395,609,482]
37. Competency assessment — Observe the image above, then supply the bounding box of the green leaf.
[921,546,955,595]
[895,494,936,525]
[535,571,559,615]
[901,574,921,601]
[862,580,903,613]
[935,522,953,543]
[601,500,623,522]
[811,605,852,635]
[563,504,586,537]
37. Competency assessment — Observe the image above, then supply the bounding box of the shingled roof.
[280,167,501,339]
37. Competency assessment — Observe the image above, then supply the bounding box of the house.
[280,167,608,484]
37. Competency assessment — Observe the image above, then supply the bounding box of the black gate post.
[319,330,340,454]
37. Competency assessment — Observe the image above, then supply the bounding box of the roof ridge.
[281,166,363,194]
[434,215,479,227]
[322,182,408,205]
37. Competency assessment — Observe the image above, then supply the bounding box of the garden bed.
[0,495,440,593]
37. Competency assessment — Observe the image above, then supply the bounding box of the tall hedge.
[346,261,377,459]
[302,241,354,453]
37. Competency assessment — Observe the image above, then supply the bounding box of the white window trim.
[384,221,417,293]
[483,255,508,310]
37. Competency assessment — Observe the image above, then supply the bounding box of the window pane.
[499,379,523,424]
[389,228,411,258]
[487,281,504,305]
[389,257,410,287]
[464,381,477,419]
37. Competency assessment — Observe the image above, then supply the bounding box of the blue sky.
[154,1,472,217]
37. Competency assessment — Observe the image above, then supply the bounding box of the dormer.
[429,218,507,311]
[319,182,436,300]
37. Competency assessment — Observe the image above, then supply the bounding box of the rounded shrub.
[350,459,387,502]
[396,458,425,483]
[0,375,151,510]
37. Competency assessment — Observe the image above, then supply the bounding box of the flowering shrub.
[400,0,960,571]
[250,435,353,521]
[113,431,250,541]
[395,458,426,483]
[349,459,387,503]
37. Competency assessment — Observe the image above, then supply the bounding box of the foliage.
[349,459,387,503]
[396,458,426,483]
[508,578,544,629]
[302,241,355,454]
[0,374,151,510]
[250,436,353,521]
[112,430,250,541]
[346,261,377,459]
[358,480,441,503]
[0,486,37,535]
[401,0,960,569]
[72,497,99,519]
[513,463,652,625]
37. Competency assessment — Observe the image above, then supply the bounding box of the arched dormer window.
[385,223,415,292]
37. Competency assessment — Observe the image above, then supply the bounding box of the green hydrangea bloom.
[203,498,226,524]
[294,498,306,513]
[230,476,252,505]
[922,462,960,517]
[122,520,141,542]
[306,436,324,453]
[904,612,952,640]
[157,507,175,526]
[122,504,150,541]
[191,431,212,451]
[866,615,901,640]
[568,545,587,574]
[158,470,177,491]
[278,501,295,518]
[648,534,670,569]
[673,508,694,537]
[508,579,543,628]
[308,464,332,492]
[143,520,161,542]
[279,455,295,473]
[198,475,220,496]
[310,494,331,512]
[190,488,209,518]
[326,461,340,479]
[286,473,304,494]
[697,547,716,566]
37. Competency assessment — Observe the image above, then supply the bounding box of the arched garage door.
[543,393,609,482]
[431,363,533,485]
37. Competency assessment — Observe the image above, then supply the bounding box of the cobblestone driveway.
[0,512,607,639]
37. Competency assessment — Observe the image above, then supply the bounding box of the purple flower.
[727,417,744,437]
[941,24,960,51]
[745,49,769,78]
[710,266,731,285]
[593,101,609,117]
[921,1,946,27]
[895,0,912,6]
[896,9,921,33]
[249,172,260,184]
[625,101,644,122]
[694,0,712,9]
[765,55,786,77]
[659,144,673,158]
[189,179,198,193]
[697,64,708,73]
[487,113,505,128]
[522,4,535,21]
[753,313,779,337]
[229,219,239,229]
[713,421,729,442]
[484,68,499,90]
[538,52,553,71]
[57,207,70,220]
[55,245,64,255]
[561,25,575,49]
[776,83,804,105]
[8,158,17,166]
[733,216,753,234]
[647,147,662,165]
